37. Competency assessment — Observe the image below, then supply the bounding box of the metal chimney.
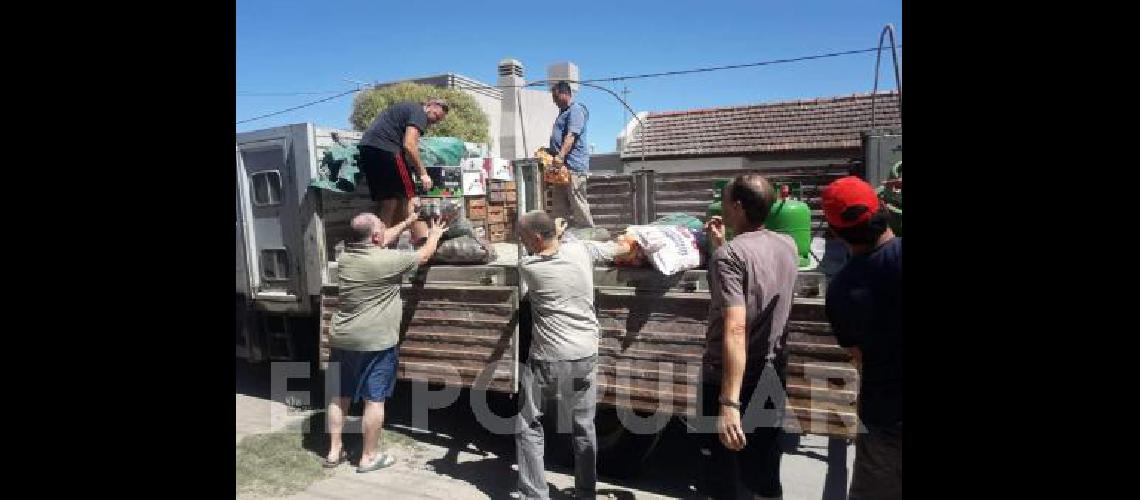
[498,59,526,160]
[546,61,579,92]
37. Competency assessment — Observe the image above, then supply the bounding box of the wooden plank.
[400,346,504,364]
[596,362,700,384]
[784,341,850,361]
[599,336,704,356]
[787,361,859,380]
[785,382,857,404]
[598,345,703,363]
[399,338,510,359]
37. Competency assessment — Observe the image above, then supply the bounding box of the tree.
[349,82,490,145]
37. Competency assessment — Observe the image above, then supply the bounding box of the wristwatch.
[718,396,741,409]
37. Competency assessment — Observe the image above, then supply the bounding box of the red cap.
[821,176,879,229]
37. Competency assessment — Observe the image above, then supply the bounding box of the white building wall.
[464,90,502,157]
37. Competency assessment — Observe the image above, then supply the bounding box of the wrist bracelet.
[718,397,740,409]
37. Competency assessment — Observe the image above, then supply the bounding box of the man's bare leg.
[407,197,428,244]
[326,396,350,462]
[378,199,402,227]
[359,400,386,466]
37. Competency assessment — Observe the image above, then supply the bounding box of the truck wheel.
[595,407,665,479]
[544,406,665,480]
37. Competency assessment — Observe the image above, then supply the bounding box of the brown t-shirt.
[703,229,799,386]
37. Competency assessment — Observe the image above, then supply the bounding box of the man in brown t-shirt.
[700,174,799,500]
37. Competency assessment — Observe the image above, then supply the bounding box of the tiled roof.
[621,91,900,159]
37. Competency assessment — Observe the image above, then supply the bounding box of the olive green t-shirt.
[330,243,419,352]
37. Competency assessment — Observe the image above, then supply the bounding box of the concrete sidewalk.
[237,399,854,499]
[236,394,314,444]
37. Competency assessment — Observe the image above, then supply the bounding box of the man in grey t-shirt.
[515,211,601,499]
[700,174,798,500]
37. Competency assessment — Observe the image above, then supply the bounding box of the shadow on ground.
[239,362,849,500]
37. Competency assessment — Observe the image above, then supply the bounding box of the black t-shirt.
[825,237,902,426]
[359,102,429,153]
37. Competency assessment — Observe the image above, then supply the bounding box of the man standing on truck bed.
[548,81,594,228]
[324,212,447,473]
[821,176,902,500]
[515,211,600,499]
[701,174,799,500]
[357,99,449,245]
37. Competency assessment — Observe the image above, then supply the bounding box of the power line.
[237,90,354,96]
[572,46,897,84]
[235,45,899,125]
[236,89,359,125]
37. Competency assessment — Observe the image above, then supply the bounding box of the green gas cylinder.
[764,184,813,267]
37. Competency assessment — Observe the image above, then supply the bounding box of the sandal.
[356,453,396,473]
[322,449,347,468]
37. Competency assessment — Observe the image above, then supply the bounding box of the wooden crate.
[488,180,516,191]
[489,228,513,243]
[465,197,486,210]
[487,205,505,223]
[464,196,487,220]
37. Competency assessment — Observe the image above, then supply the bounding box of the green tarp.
[309,136,480,194]
[309,142,359,193]
[418,137,466,169]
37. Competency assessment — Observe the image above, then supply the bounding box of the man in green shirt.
[324,211,447,473]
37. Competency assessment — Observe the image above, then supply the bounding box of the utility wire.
[236,45,899,125]
[236,90,353,96]
[236,88,359,125]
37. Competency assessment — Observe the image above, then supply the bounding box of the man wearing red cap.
[820,176,902,500]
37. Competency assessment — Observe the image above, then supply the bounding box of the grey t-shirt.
[704,230,799,386]
[359,102,429,153]
[519,241,600,361]
[330,243,419,352]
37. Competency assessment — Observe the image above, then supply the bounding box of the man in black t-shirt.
[821,176,902,500]
[357,99,448,244]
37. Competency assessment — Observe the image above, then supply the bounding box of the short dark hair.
[832,206,891,246]
[727,174,776,225]
[551,81,573,96]
[425,98,449,113]
[520,210,557,240]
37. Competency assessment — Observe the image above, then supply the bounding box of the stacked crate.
[464,196,488,240]
[486,180,517,242]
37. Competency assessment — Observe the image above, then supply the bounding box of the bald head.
[350,213,385,244]
[726,174,777,225]
[520,210,557,240]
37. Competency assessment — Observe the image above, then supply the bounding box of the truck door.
[237,137,300,300]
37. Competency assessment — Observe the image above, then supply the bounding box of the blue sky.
[237,0,901,153]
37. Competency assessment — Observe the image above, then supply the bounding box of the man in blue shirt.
[821,176,902,500]
[548,81,594,228]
